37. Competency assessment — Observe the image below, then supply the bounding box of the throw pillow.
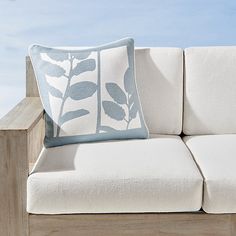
[29,38,149,147]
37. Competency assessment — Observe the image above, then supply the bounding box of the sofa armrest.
[0,97,44,236]
[0,97,43,130]
[0,97,45,169]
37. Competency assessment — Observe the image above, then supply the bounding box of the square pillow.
[29,38,149,147]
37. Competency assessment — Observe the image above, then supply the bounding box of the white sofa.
[1,46,236,236]
[27,46,236,214]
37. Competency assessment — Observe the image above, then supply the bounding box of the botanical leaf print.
[99,125,118,132]
[129,93,135,105]
[105,83,127,105]
[41,61,66,77]
[39,52,97,136]
[29,38,148,147]
[48,84,63,98]
[130,103,138,119]
[69,81,97,100]
[47,53,68,62]
[73,51,91,60]
[72,59,96,76]
[60,109,89,124]
[124,68,134,93]
[102,65,138,129]
[102,101,126,121]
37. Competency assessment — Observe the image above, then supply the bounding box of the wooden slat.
[26,56,39,97]
[0,132,9,235]
[0,97,45,236]
[0,130,29,236]
[29,213,233,236]
[27,116,45,165]
[231,214,236,235]
[0,97,43,130]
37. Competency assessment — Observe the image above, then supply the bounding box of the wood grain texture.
[26,56,39,97]
[0,98,45,236]
[29,213,235,236]
[0,97,43,130]
[0,130,29,236]
[27,116,45,165]
[0,132,9,235]
[231,214,236,235]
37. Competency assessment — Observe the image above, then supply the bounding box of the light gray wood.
[28,116,45,166]
[0,98,44,236]
[0,130,29,236]
[0,97,43,130]
[231,214,236,235]
[26,56,39,97]
[0,131,9,235]
[29,213,234,236]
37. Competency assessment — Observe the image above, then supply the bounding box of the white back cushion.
[184,47,236,135]
[135,48,183,134]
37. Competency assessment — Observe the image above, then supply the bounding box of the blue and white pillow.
[29,38,149,147]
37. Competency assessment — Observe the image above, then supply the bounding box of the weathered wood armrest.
[0,97,44,236]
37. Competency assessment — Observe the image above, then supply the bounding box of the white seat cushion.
[184,47,236,135]
[27,135,202,214]
[184,135,236,213]
[135,48,183,134]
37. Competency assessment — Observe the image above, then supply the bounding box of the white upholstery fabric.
[27,135,202,214]
[184,47,236,135]
[184,135,236,213]
[135,48,183,134]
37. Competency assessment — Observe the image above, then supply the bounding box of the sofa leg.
[0,131,29,236]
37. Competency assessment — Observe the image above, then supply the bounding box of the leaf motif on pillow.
[103,66,138,130]
[72,59,96,76]
[73,51,91,60]
[102,101,126,121]
[129,93,135,105]
[41,61,66,77]
[42,52,97,137]
[47,53,68,62]
[69,81,97,100]
[60,109,89,124]
[124,68,134,93]
[99,125,118,132]
[130,103,138,119]
[105,83,127,105]
[48,84,63,98]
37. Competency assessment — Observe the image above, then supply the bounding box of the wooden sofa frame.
[0,57,236,236]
